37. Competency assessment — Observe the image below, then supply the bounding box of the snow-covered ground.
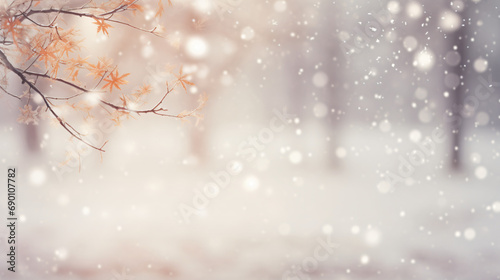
[1,117,500,280]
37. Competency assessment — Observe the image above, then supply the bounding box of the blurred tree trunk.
[321,2,342,167]
[25,111,41,153]
[11,77,41,155]
[450,7,469,170]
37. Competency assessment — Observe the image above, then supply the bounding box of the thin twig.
[0,84,21,100]
[24,8,163,37]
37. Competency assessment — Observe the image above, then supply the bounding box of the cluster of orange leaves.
[0,0,205,131]
[2,1,143,86]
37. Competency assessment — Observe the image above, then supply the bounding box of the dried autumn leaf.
[1,17,23,46]
[132,84,152,100]
[51,27,81,57]
[124,0,144,14]
[176,110,189,118]
[93,18,112,36]
[102,69,130,92]
[174,67,194,93]
[38,47,57,68]
[155,0,164,18]
[119,95,129,107]
[66,55,89,81]
[17,104,40,125]
[87,57,113,79]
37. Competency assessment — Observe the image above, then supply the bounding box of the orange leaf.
[1,17,23,46]
[66,55,89,81]
[38,47,57,68]
[174,67,194,93]
[124,0,144,14]
[93,18,112,36]
[132,84,152,100]
[87,57,112,79]
[155,0,164,18]
[102,69,130,92]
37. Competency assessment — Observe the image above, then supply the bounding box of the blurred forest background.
[1,0,500,279]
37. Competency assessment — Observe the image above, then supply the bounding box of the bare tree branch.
[0,1,202,153]
[0,49,105,152]
[22,8,163,37]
